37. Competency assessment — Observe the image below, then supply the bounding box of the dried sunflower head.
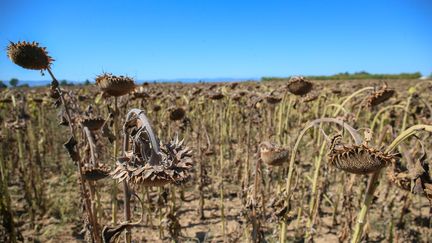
[131,87,150,100]
[259,142,289,166]
[111,137,193,187]
[0,98,13,104]
[287,76,313,96]
[111,114,192,186]
[168,107,186,121]
[328,135,396,174]
[111,109,193,187]
[82,163,110,181]
[207,91,224,100]
[7,41,53,70]
[151,105,161,113]
[95,73,136,97]
[80,117,105,131]
[366,83,395,107]
[265,95,282,104]
[300,92,319,103]
[228,82,238,89]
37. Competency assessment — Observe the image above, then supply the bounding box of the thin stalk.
[46,68,100,242]
[0,145,17,243]
[280,118,361,243]
[16,129,35,224]
[251,159,261,242]
[26,114,45,213]
[276,96,286,144]
[198,122,205,219]
[401,94,413,131]
[120,100,132,243]
[219,105,226,242]
[112,96,119,225]
[305,141,327,239]
[370,105,405,131]
[83,127,100,227]
[244,118,252,187]
[332,87,374,117]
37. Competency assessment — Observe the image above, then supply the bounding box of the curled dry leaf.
[387,146,432,201]
[64,136,80,162]
[102,122,116,143]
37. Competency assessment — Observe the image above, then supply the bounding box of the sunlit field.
[1,41,431,242]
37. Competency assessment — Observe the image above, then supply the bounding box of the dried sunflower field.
[1,41,432,243]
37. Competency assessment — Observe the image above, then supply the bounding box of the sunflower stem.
[46,68,101,242]
[281,117,361,243]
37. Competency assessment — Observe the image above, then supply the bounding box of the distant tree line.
[262,71,424,82]
[0,78,93,88]
[0,78,25,88]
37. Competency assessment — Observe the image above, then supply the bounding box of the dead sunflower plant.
[109,108,193,241]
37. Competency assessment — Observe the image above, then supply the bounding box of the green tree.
[0,80,7,89]
[9,78,19,87]
[84,79,91,85]
[60,80,69,86]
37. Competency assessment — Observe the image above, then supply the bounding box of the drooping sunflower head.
[95,73,136,97]
[287,76,313,96]
[207,91,225,100]
[366,83,395,107]
[265,95,282,105]
[168,107,186,121]
[111,109,194,187]
[327,135,396,174]
[259,142,289,166]
[80,117,106,131]
[7,41,53,70]
[111,136,193,187]
[82,164,110,181]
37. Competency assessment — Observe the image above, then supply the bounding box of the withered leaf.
[102,122,116,143]
[64,136,79,162]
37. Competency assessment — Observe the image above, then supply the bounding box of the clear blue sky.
[1,0,431,82]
